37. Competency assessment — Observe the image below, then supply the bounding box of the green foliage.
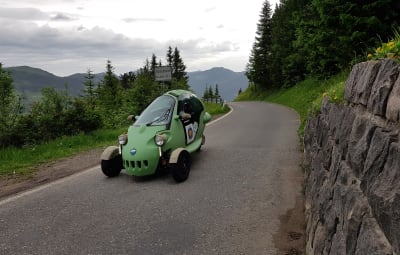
[172,47,188,84]
[203,102,230,116]
[119,71,136,89]
[0,63,23,147]
[202,84,222,103]
[170,78,189,90]
[270,0,308,87]
[0,128,125,176]
[125,71,162,114]
[12,87,102,145]
[248,0,400,89]
[368,29,400,60]
[246,0,273,89]
[97,60,122,110]
[82,68,97,110]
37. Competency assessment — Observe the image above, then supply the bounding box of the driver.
[180,102,191,120]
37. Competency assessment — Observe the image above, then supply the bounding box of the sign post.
[155,66,172,93]
[155,66,172,82]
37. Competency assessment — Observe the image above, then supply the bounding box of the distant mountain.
[5,66,103,100]
[188,67,248,101]
[6,66,248,103]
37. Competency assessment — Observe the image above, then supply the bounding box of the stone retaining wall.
[304,58,400,254]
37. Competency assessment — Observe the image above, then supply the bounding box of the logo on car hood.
[130,149,137,156]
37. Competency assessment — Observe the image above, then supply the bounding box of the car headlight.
[118,134,128,145]
[154,134,166,147]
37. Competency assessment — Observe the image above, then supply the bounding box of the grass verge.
[204,101,230,115]
[0,128,125,176]
[235,70,349,136]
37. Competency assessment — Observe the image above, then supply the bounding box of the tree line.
[202,84,222,103]
[247,0,400,90]
[0,46,188,148]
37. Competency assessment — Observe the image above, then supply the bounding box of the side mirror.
[127,115,137,122]
[203,112,212,124]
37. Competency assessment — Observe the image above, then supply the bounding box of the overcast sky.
[0,0,279,76]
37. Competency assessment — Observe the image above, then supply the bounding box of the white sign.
[155,66,172,81]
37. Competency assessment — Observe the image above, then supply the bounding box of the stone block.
[355,217,393,255]
[367,59,400,116]
[347,115,377,177]
[368,142,400,254]
[345,60,381,105]
[336,106,356,160]
[386,74,400,122]
[361,128,393,194]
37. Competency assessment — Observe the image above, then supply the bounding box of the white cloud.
[0,0,279,75]
[0,7,48,20]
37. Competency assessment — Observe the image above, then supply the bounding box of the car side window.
[189,96,203,115]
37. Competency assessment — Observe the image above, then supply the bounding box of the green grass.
[368,29,400,61]
[204,101,230,115]
[0,128,125,176]
[235,71,349,136]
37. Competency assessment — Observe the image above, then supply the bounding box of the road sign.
[155,66,172,82]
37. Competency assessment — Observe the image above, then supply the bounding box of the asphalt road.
[0,101,303,255]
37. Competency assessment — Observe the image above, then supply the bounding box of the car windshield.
[134,95,175,126]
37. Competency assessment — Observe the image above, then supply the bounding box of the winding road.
[0,101,303,254]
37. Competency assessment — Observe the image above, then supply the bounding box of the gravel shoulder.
[0,148,103,200]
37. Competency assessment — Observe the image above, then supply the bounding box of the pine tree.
[172,47,189,84]
[166,46,173,67]
[97,60,121,109]
[247,0,273,89]
[208,86,214,102]
[270,0,308,87]
[83,69,96,110]
[214,84,220,103]
[150,53,157,79]
[203,85,210,101]
[119,71,136,89]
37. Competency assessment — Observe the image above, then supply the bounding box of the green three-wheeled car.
[100,89,212,182]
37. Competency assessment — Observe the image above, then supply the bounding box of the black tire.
[171,151,191,183]
[101,155,123,177]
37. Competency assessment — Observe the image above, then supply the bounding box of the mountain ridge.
[5,66,248,102]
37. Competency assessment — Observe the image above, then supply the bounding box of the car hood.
[126,124,167,147]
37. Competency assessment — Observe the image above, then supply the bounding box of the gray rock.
[361,128,394,194]
[345,60,381,106]
[355,217,393,255]
[347,115,377,177]
[386,74,400,122]
[367,59,399,116]
[368,142,400,254]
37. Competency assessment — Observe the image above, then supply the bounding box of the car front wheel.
[101,155,123,177]
[170,151,191,183]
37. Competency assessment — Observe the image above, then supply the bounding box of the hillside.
[6,66,248,103]
[188,67,248,101]
[5,66,103,100]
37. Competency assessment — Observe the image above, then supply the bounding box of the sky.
[0,0,279,76]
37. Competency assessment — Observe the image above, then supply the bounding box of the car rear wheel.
[101,155,123,177]
[171,151,191,182]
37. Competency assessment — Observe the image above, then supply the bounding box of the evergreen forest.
[246,0,400,90]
